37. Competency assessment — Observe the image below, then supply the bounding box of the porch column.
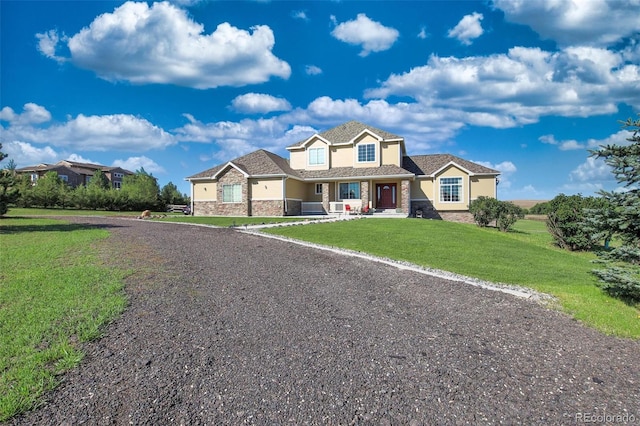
[401,180,410,215]
[322,182,330,214]
[360,181,369,210]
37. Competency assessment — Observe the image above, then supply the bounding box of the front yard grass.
[0,218,128,421]
[264,218,640,339]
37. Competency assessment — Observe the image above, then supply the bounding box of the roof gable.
[403,154,500,177]
[187,149,301,180]
[287,120,403,150]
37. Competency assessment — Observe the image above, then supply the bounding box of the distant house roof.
[16,160,134,176]
[403,154,499,176]
[287,120,404,149]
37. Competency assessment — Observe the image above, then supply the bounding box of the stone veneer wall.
[216,168,248,216]
[439,211,475,224]
[400,180,410,214]
[360,181,369,210]
[322,183,330,213]
[251,200,284,216]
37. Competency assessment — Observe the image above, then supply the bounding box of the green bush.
[469,197,523,232]
[545,194,603,251]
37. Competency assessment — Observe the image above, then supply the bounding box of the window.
[357,143,376,162]
[315,183,323,195]
[113,181,121,189]
[308,147,325,165]
[113,172,124,178]
[339,182,360,200]
[30,173,38,182]
[59,175,68,182]
[440,177,462,202]
[222,184,242,203]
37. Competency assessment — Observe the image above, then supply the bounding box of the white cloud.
[35,30,66,63]
[570,157,612,182]
[447,12,484,45]
[417,26,428,40]
[67,153,97,164]
[291,10,308,21]
[231,93,292,114]
[305,65,323,75]
[330,13,399,57]
[113,156,165,174]
[540,129,632,151]
[364,45,638,128]
[3,141,59,166]
[493,0,640,47]
[43,1,290,89]
[0,103,52,125]
[1,105,176,152]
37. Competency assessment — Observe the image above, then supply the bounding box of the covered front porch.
[299,179,411,215]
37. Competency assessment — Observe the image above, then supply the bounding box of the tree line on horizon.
[0,155,188,214]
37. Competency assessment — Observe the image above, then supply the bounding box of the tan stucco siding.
[250,178,283,200]
[330,145,354,168]
[305,139,329,171]
[193,181,217,200]
[285,178,307,200]
[380,141,401,166]
[432,165,469,211]
[411,178,433,200]
[470,176,497,200]
[289,149,305,170]
[353,134,379,168]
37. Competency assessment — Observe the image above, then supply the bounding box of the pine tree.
[588,114,640,301]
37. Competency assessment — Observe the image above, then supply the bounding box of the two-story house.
[186,121,500,220]
[16,160,134,189]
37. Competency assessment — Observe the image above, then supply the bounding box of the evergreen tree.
[0,144,18,216]
[120,168,161,211]
[588,114,640,301]
[32,171,64,208]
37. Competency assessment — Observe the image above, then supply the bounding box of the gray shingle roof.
[288,120,403,148]
[403,154,499,176]
[297,165,414,180]
[186,149,301,180]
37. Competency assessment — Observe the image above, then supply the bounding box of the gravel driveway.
[10,217,640,425]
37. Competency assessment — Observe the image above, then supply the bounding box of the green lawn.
[160,216,314,227]
[264,218,640,339]
[0,218,128,421]
[6,207,169,217]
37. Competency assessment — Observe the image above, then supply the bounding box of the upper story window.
[440,177,463,202]
[113,172,124,179]
[308,147,325,166]
[357,143,376,163]
[59,175,68,182]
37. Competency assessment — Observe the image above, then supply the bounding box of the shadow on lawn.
[0,217,126,235]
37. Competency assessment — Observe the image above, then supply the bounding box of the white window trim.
[356,143,376,164]
[222,183,242,203]
[439,176,463,203]
[307,147,326,166]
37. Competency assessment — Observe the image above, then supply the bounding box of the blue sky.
[1,0,639,200]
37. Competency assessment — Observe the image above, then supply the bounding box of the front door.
[376,183,397,209]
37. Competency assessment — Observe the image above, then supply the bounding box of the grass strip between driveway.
[263,218,640,339]
[0,218,128,421]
